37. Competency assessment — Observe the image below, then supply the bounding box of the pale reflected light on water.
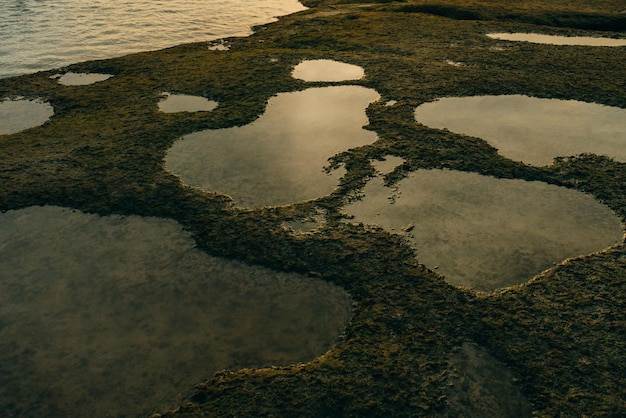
[487,32,626,46]
[0,98,54,135]
[343,169,624,291]
[53,71,113,86]
[414,95,626,166]
[166,85,380,208]
[0,206,353,417]
[292,59,366,82]
[158,92,219,113]
[0,0,307,78]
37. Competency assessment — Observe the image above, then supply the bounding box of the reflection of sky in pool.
[343,169,623,291]
[292,59,365,82]
[53,72,113,86]
[487,33,626,47]
[0,206,352,417]
[0,98,54,135]
[158,92,218,113]
[414,95,626,166]
[166,85,380,208]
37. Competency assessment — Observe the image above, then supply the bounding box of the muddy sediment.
[1,0,625,416]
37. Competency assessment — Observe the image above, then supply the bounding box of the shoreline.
[0,0,308,80]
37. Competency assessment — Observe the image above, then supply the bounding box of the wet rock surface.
[442,342,533,418]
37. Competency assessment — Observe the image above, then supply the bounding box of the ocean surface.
[0,0,307,79]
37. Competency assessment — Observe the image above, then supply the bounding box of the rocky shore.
[1,0,625,416]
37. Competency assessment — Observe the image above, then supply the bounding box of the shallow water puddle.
[414,95,626,166]
[487,32,626,46]
[166,86,380,208]
[0,206,352,417]
[53,72,113,86]
[158,92,218,113]
[443,342,532,417]
[292,59,365,82]
[343,169,623,291]
[0,98,54,135]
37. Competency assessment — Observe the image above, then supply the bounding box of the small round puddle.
[0,206,352,417]
[166,85,380,208]
[343,169,623,291]
[292,59,365,82]
[0,98,54,135]
[487,33,626,47]
[53,72,113,86]
[414,95,626,166]
[158,92,218,113]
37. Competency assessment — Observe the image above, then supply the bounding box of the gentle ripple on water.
[0,0,307,78]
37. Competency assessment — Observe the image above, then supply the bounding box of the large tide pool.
[0,206,352,417]
[343,168,623,292]
[414,95,626,166]
[166,85,380,208]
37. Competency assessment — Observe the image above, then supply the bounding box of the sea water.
[0,0,306,78]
